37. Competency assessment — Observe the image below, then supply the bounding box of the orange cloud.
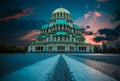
[0,8,34,21]
[84,14,90,19]
[84,11,102,19]
[0,13,29,21]
[84,34,107,45]
[94,11,102,17]
[20,30,40,41]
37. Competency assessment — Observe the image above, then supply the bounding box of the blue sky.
[0,0,120,47]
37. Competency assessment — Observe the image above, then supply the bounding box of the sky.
[0,0,120,47]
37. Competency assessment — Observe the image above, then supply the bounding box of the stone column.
[32,45,36,53]
[67,44,69,52]
[65,44,67,52]
[69,34,72,42]
[55,44,57,53]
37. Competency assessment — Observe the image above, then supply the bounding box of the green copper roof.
[31,42,34,44]
[75,35,81,38]
[75,35,85,39]
[55,31,68,36]
[41,35,46,38]
[41,24,49,29]
[73,24,81,29]
[46,34,50,36]
[73,34,81,38]
[53,20,69,25]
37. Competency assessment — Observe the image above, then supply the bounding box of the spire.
[60,5,62,8]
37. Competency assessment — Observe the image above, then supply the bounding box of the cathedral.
[27,7,94,53]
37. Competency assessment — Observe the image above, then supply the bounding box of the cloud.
[82,31,94,35]
[74,10,120,45]
[114,25,120,35]
[94,11,102,17]
[81,26,96,35]
[92,25,120,43]
[92,36,106,42]
[83,31,98,36]
[0,19,46,47]
[84,11,102,19]
[92,36,114,43]
[75,10,120,32]
[98,28,118,37]
[111,10,120,23]
[84,13,90,19]
[86,26,91,29]
[0,8,34,21]
[20,30,40,41]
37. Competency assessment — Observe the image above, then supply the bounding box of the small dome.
[73,24,81,29]
[41,35,46,38]
[55,31,68,36]
[41,24,49,29]
[52,8,70,14]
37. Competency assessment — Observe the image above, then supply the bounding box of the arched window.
[84,47,86,51]
[38,46,40,50]
[36,46,38,50]
[57,13,59,17]
[60,36,62,40]
[47,29,48,32]
[62,37,65,40]
[67,13,68,18]
[64,25,66,29]
[58,37,60,40]
[79,46,81,50]
[60,24,62,29]
[64,12,66,18]
[64,25,66,27]
[82,46,83,50]
[65,37,66,40]
[60,12,62,17]
[41,46,43,50]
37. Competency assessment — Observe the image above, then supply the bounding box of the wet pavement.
[0,53,120,81]
[68,54,120,81]
[51,55,73,81]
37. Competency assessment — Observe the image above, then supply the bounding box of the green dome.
[55,31,68,36]
[53,20,69,25]
[41,24,49,29]
[73,24,81,29]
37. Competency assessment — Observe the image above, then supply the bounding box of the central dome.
[51,7,71,20]
[52,8,70,14]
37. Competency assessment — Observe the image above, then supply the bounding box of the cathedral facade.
[28,7,94,53]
